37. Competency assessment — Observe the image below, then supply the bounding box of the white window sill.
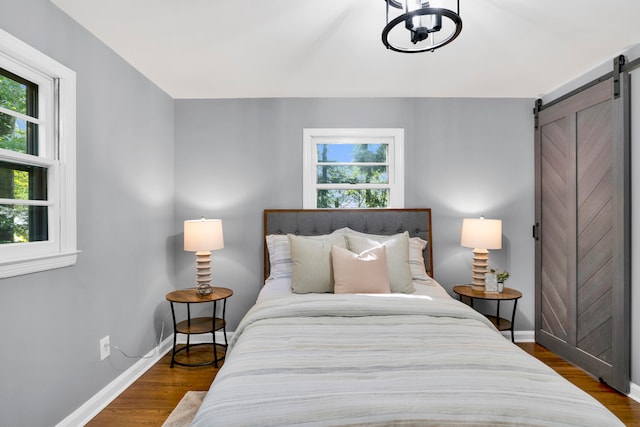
[0,250,80,279]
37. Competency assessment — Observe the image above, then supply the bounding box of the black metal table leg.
[170,301,177,368]
[212,300,219,368]
[510,299,518,343]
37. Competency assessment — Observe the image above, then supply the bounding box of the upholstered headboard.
[263,209,433,281]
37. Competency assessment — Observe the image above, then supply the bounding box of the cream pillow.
[288,232,348,293]
[346,232,414,293]
[332,245,390,294]
[344,229,430,283]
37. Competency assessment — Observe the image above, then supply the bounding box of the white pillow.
[288,232,348,293]
[265,228,349,281]
[409,236,432,283]
[346,232,414,293]
[332,245,390,294]
[265,234,293,280]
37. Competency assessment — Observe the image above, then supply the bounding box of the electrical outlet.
[100,335,110,361]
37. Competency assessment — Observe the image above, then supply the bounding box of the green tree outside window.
[316,143,389,208]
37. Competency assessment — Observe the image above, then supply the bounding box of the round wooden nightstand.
[166,287,233,368]
[452,284,522,342]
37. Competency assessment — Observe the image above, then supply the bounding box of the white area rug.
[162,391,207,427]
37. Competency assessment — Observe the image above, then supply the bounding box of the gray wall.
[174,98,536,332]
[0,1,175,426]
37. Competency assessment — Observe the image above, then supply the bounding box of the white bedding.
[192,291,623,426]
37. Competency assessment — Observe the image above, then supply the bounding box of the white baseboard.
[629,381,640,403]
[56,337,173,427]
[176,332,231,345]
[503,330,535,343]
[56,332,230,427]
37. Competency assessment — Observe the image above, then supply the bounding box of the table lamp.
[184,218,224,295]
[460,217,502,291]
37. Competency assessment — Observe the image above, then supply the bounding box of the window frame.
[303,128,405,209]
[0,29,77,278]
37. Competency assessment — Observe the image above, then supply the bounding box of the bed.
[191,208,623,426]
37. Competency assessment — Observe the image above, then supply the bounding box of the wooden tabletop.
[166,287,233,303]
[453,284,522,301]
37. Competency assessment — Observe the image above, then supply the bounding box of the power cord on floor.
[109,310,170,360]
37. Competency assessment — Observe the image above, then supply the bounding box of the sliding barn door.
[534,76,630,393]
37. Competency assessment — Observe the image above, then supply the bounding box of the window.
[303,128,404,209]
[0,29,77,278]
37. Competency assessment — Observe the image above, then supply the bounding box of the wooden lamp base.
[470,248,489,291]
[194,251,213,295]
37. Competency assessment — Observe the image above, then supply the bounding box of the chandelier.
[382,0,462,53]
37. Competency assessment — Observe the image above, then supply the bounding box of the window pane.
[0,111,30,153]
[0,161,47,200]
[317,165,388,184]
[0,204,48,243]
[317,189,389,209]
[0,71,28,115]
[0,68,38,155]
[317,143,387,163]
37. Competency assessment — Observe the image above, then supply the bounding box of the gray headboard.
[263,209,433,281]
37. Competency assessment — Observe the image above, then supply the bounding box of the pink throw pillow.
[332,245,391,294]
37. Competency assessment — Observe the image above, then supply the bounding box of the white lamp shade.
[460,218,502,250]
[184,218,224,252]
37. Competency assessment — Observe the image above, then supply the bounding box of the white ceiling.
[51,0,640,99]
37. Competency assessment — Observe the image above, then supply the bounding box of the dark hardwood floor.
[88,343,640,426]
[87,345,222,426]
[518,343,640,425]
